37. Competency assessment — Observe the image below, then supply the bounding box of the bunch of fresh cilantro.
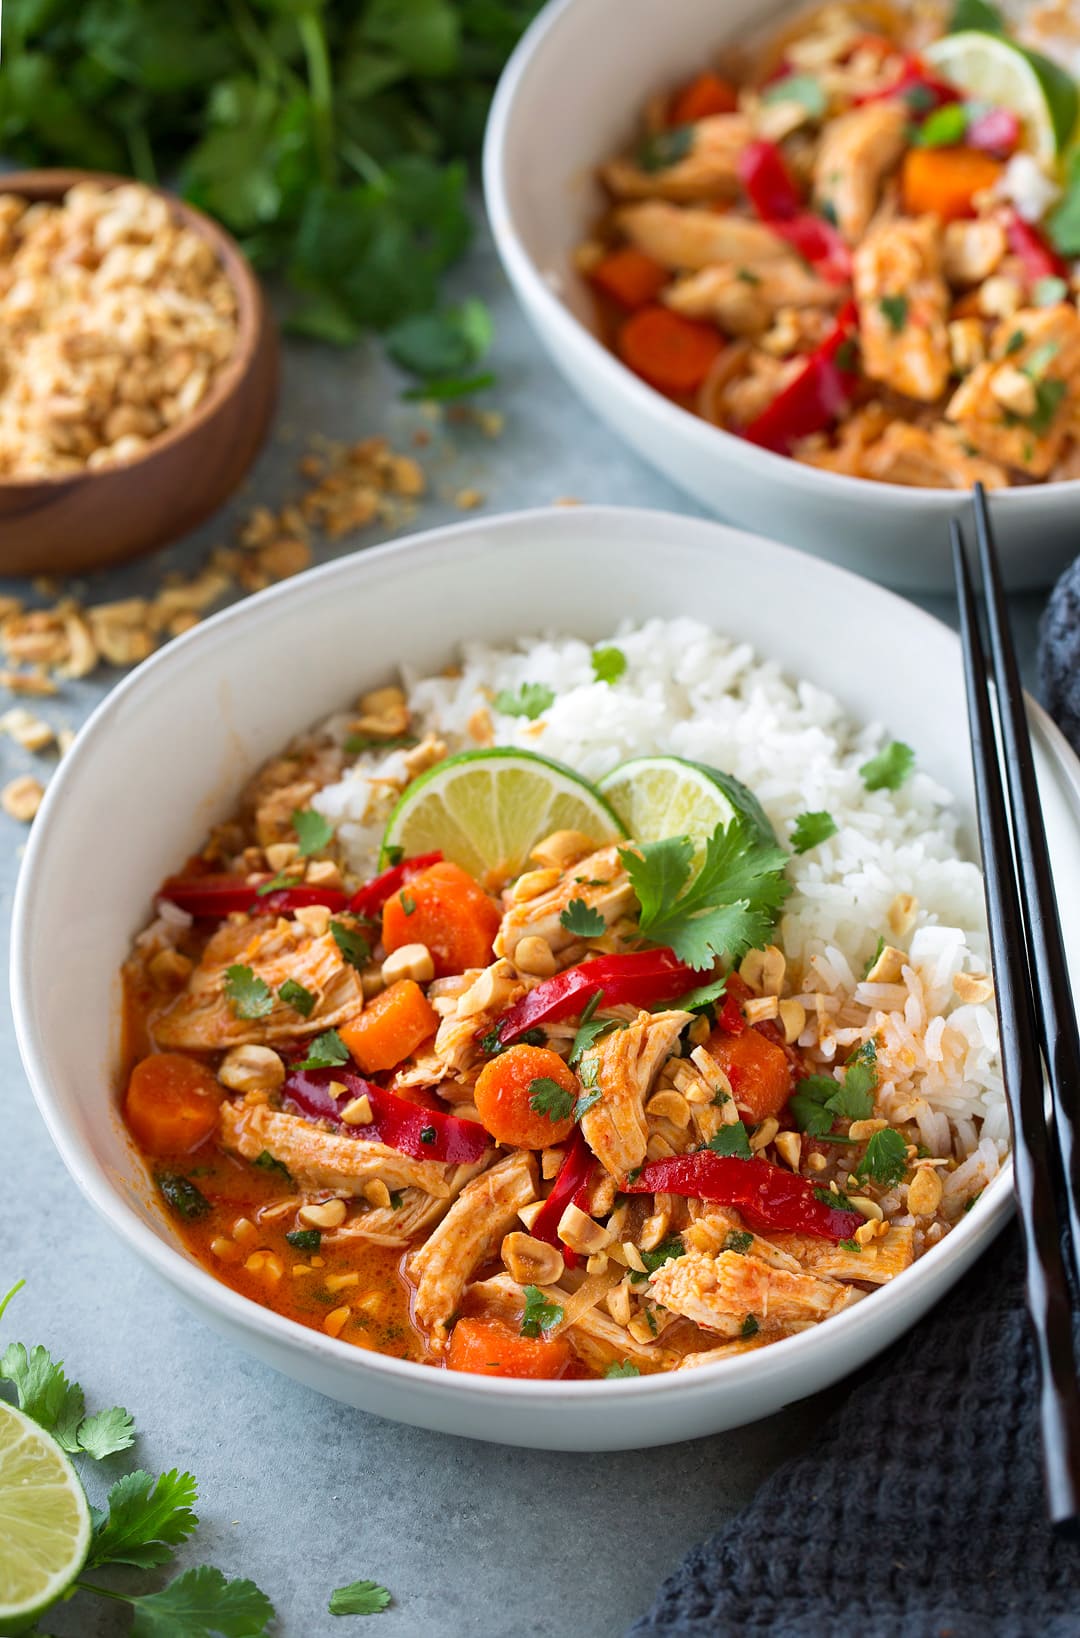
[0,0,541,394]
[0,1280,391,1633]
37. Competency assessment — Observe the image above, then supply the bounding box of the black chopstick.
[952,513,1080,1532]
[972,482,1080,1280]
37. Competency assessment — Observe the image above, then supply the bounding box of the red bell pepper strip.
[283,1065,490,1165]
[157,874,348,919]
[348,851,443,919]
[856,55,960,113]
[741,301,860,455]
[489,948,701,1050]
[529,1127,595,1269]
[1004,210,1068,287]
[737,141,852,284]
[625,1152,862,1241]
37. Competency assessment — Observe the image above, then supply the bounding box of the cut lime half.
[598,756,776,854]
[925,31,1078,165]
[381,748,625,880]
[0,1400,91,1633]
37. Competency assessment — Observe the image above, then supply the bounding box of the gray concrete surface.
[1,216,1047,1636]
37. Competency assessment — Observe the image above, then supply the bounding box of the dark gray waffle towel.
[628,1229,1080,1637]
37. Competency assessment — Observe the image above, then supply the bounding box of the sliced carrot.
[447,1316,572,1379]
[339,979,439,1074]
[901,146,1003,222]
[590,247,670,310]
[381,861,501,977]
[708,1024,793,1124]
[473,1042,577,1149]
[669,70,738,126]
[618,305,724,396]
[124,1053,221,1155]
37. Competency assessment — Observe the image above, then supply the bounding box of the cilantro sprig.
[591,645,627,684]
[620,817,790,971]
[859,741,915,792]
[520,1286,564,1338]
[855,1127,908,1188]
[0,1284,134,1459]
[492,681,555,720]
[559,897,606,938]
[293,807,334,857]
[790,810,837,854]
[224,964,274,1019]
[329,1578,393,1616]
[295,1029,349,1071]
[708,1121,753,1159]
[527,1078,575,1123]
[791,1041,878,1136]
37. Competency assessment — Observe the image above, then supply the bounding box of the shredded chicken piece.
[856,423,1010,489]
[649,1246,859,1336]
[602,115,754,203]
[854,215,951,401]
[219,1102,457,1197]
[580,1009,691,1179]
[430,958,526,1074]
[331,1161,490,1248]
[664,260,843,337]
[467,1274,678,1373]
[813,101,907,241]
[615,201,789,270]
[496,846,634,966]
[153,917,364,1050]
[946,304,1080,477]
[770,1225,915,1284]
[409,1151,537,1336]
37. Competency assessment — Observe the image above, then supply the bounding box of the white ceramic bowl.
[13,507,1080,1449]
[483,0,1080,594]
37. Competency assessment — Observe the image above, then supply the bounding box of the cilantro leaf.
[568,992,605,1065]
[762,73,827,117]
[254,1151,292,1182]
[790,810,837,853]
[622,817,790,971]
[156,1172,211,1221]
[855,1127,908,1188]
[950,0,1003,28]
[492,682,555,720]
[78,1404,137,1460]
[527,1078,575,1123]
[559,897,606,938]
[604,1360,641,1379]
[573,1086,602,1120]
[295,1029,349,1070]
[520,1285,564,1338]
[386,297,492,393]
[915,104,967,149]
[591,645,627,684]
[330,919,370,969]
[838,1237,862,1253]
[223,965,273,1020]
[741,1314,760,1338]
[286,1229,321,1252]
[329,1578,393,1617]
[87,1468,199,1570]
[639,1238,685,1274]
[292,807,334,857]
[791,1050,876,1135]
[859,741,914,792]
[638,124,693,172]
[723,1230,753,1254]
[126,1564,274,1637]
[670,976,727,1012]
[708,1121,753,1159]
[279,978,315,1017]
[0,1342,85,1448]
[256,868,298,897]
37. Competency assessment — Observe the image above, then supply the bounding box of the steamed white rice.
[313,617,1006,1208]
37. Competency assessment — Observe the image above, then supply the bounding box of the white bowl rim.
[13,501,1052,1407]
[482,0,1080,510]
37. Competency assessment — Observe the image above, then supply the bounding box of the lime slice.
[598,756,776,853]
[925,31,1078,164]
[381,748,625,879]
[0,1401,91,1632]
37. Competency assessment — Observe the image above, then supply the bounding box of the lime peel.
[0,1400,91,1630]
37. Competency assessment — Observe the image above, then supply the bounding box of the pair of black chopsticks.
[953,484,1080,1534]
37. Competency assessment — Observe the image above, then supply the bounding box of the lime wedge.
[0,1401,91,1633]
[597,756,776,853]
[925,31,1078,164]
[381,749,625,879]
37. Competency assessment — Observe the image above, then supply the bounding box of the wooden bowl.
[0,170,279,576]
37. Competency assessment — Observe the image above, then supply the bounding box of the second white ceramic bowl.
[14,506,1080,1448]
[483,0,1080,592]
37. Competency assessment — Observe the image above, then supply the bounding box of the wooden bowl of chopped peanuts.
[0,170,278,575]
